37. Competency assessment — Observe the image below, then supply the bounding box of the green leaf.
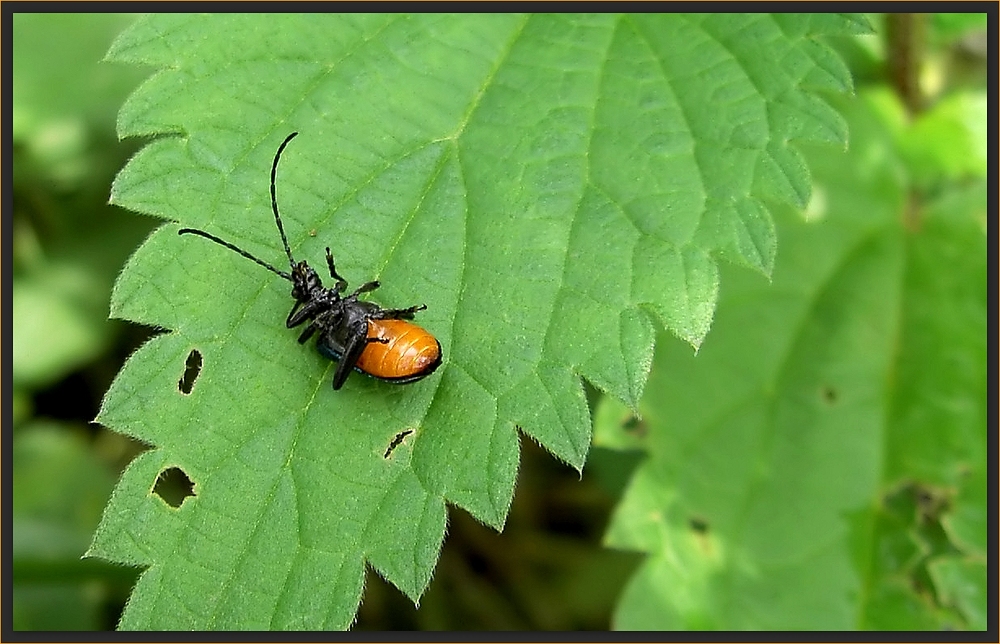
[600,91,986,629]
[91,14,858,629]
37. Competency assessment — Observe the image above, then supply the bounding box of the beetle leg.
[287,301,310,328]
[331,321,371,390]
[286,300,303,326]
[287,297,328,328]
[349,281,380,298]
[374,304,426,320]
[325,247,349,293]
[297,321,319,344]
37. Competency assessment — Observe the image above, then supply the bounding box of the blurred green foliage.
[13,13,152,391]
[12,13,154,629]
[594,14,987,631]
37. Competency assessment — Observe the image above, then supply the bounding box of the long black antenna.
[177,132,302,281]
[177,228,292,281]
[271,131,299,268]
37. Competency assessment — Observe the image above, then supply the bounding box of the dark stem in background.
[885,13,927,116]
[886,13,931,234]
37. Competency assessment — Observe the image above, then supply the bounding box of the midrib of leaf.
[205,456,295,628]
[372,144,453,304]
[411,15,623,523]
[731,218,896,516]
[438,14,529,431]
[444,15,529,144]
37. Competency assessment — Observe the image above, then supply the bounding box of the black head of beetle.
[178,133,441,390]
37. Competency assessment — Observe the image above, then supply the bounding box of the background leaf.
[89,13,861,629]
[596,89,986,629]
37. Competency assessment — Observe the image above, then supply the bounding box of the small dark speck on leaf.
[820,385,838,404]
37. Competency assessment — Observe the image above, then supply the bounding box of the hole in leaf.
[178,349,203,394]
[383,429,414,459]
[153,467,195,508]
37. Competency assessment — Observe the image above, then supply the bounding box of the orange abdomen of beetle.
[357,319,442,382]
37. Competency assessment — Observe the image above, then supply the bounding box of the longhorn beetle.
[178,132,442,390]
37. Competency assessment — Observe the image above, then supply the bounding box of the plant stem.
[885,13,927,117]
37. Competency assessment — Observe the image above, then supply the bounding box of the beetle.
[178,132,442,390]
